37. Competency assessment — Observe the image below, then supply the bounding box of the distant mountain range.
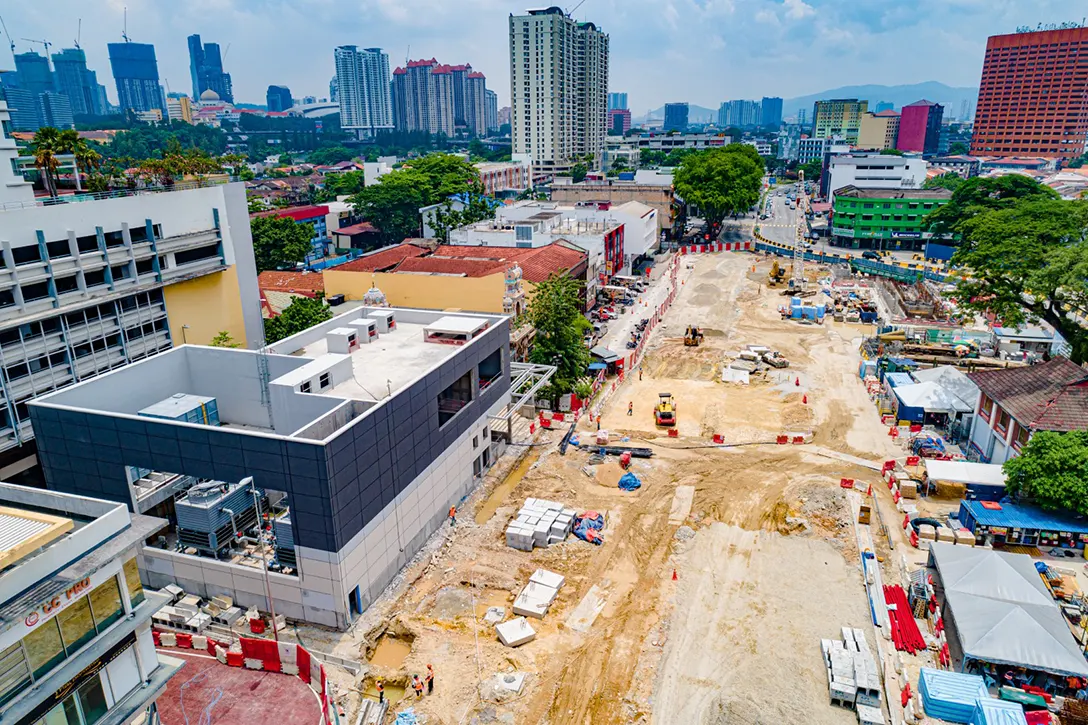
[634,82,979,125]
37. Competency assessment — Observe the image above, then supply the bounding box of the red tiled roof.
[407,58,438,68]
[449,64,471,72]
[335,243,429,272]
[467,71,486,79]
[873,110,900,117]
[332,222,378,236]
[257,270,325,293]
[395,257,501,277]
[968,357,1088,432]
[393,67,407,75]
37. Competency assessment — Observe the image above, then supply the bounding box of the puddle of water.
[368,636,412,669]
[362,683,407,704]
[475,449,540,524]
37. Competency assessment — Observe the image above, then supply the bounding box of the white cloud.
[783,0,815,20]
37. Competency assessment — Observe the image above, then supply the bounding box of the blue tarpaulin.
[573,512,605,544]
[618,472,641,491]
[919,668,988,723]
[972,697,1028,725]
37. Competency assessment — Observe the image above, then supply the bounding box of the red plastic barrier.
[909,424,923,433]
[297,646,311,684]
[264,659,282,673]
[906,456,920,466]
[207,639,218,656]
[1025,712,1051,725]
[712,434,724,444]
[152,630,162,646]
[776,435,788,444]
[249,618,266,634]
[840,478,854,489]
[176,633,193,649]
[882,460,895,472]
[553,412,565,422]
[226,651,244,667]
[667,429,679,438]
[792,436,804,444]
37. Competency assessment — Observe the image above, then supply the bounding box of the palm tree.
[30,127,64,197]
[59,129,101,190]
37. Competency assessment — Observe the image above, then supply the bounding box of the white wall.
[828,156,927,201]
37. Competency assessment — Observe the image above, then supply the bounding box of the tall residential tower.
[187,34,234,104]
[107,42,166,114]
[509,7,609,175]
[334,46,393,138]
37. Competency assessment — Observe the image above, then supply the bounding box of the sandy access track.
[298,253,904,725]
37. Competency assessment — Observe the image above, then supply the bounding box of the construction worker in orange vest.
[412,674,424,698]
[425,664,434,694]
[448,505,456,527]
[376,680,384,704]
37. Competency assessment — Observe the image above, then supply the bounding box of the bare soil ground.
[296,253,907,725]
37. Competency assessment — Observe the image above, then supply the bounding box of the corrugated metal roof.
[0,512,51,552]
[961,500,1088,534]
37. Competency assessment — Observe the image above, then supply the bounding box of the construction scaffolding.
[488,362,556,441]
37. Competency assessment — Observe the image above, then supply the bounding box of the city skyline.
[0,0,1075,110]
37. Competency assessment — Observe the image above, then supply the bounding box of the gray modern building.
[52,48,106,117]
[107,42,166,115]
[663,102,689,132]
[187,35,233,105]
[266,85,293,112]
[761,96,783,128]
[29,305,549,628]
[0,481,182,724]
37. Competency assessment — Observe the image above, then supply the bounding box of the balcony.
[119,306,166,329]
[5,367,73,399]
[155,228,220,255]
[0,332,66,363]
[125,331,170,358]
[160,256,225,281]
[66,318,121,345]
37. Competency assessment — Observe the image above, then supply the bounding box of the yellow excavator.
[768,260,787,287]
[684,325,704,347]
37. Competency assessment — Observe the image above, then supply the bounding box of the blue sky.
[2,0,1078,109]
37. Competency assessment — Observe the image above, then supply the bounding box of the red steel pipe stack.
[884,584,927,654]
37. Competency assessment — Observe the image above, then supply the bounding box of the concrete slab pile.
[821,627,882,717]
[505,498,576,551]
[496,617,537,647]
[512,569,565,619]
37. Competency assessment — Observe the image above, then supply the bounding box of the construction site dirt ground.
[295,253,909,725]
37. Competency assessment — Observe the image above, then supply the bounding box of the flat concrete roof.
[295,319,465,400]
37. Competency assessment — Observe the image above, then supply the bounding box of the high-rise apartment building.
[37,92,74,129]
[971,27,1088,159]
[391,59,455,136]
[717,99,761,128]
[663,103,689,132]
[857,110,900,150]
[334,46,394,138]
[187,34,233,104]
[51,48,105,117]
[1,88,42,131]
[761,96,783,127]
[608,92,628,111]
[897,99,943,156]
[13,52,54,95]
[510,7,610,174]
[329,75,338,103]
[267,85,294,112]
[485,88,499,133]
[609,108,632,135]
[0,101,262,466]
[108,42,166,114]
[811,98,868,143]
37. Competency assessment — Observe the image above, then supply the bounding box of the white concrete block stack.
[821,628,882,714]
[505,498,576,551]
[512,569,565,619]
[496,617,537,647]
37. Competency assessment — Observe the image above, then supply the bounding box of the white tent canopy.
[924,460,1006,487]
[911,366,980,411]
[930,542,1088,677]
[895,381,974,414]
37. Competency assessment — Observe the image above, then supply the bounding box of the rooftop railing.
[0,176,237,213]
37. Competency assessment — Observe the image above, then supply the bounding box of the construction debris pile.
[722,345,791,384]
[829,283,878,324]
[821,627,882,722]
[505,498,577,551]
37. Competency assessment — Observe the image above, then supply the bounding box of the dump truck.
[683,326,704,347]
[654,393,676,427]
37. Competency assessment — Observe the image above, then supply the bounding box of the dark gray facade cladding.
[28,320,511,554]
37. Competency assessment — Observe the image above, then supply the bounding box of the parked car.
[862,250,882,261]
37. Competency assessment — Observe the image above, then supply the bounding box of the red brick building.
[971,27,1088,159]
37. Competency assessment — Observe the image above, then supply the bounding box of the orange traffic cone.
[672,569,678,581]
[795,377,800,386]
[802,394,808,404]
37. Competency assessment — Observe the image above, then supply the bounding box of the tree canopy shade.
[922,172,965,192]
[306,146,356,166]
[264,295,333,343]
[250,215,314,272]
[527,273,591,397]
[1004,431,1088,515]
[924,175,1059,237]
[673,144,764,228]
[347,153,493,245]
[799,159,822,182]
[945,197,1088,362]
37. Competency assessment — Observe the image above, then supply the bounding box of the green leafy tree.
[30,127,65,196]
[430,183,496,239]
[324,171,367,198]
[527,273,591,398]
[922,172,965,192]
[570,163,588,183]
[264,295,333,343]
[673,143,764,227]
[924,175,1059,237]
[209,331,242,348]
[347,174,427,245]
[1004,431,1088,514]
[948,142,970,156]
[880,148,905,156]
[250,215,314,272]
[799,159,823,182]
[946,198,1088,362]
[307,146,355,166]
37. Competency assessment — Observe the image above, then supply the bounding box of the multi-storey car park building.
[29,305,552,628]
[971,27,1088,159]
[0,482,182,725]
[510,7,609,177]
[0,101,261,474]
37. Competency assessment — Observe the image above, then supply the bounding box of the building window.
[23,619,65,679]
[0,642,31,707]
[995,407,1011,434]
[473,435,479,449]
[37,694,82,725]
[438,370,473,427]
[319,372,330,389]
[88,579,124,631]
[979,394,993,421]
[76,675,109,724]
[300,381,312,393]
[122,558,145,608]
[57,597,96,654]
[478,349,502,391]
[1012,422,1031,450]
